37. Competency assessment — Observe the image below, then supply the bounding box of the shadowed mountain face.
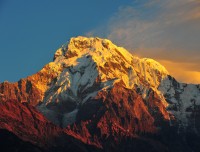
[0,99,103,152]
[0,129,44,152]
[0,36,200,152]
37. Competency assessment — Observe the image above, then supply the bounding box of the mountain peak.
[34,36,173,127]
[0,36,170,112]
[54,36,133,62]
[52,36,169,88]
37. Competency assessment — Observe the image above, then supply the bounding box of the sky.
[0,0,200,84]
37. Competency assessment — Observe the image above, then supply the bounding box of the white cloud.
[87,0,200,83]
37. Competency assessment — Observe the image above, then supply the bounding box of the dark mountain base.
[0,129,44,152]
[1,128,200,152]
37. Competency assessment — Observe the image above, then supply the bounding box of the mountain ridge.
[0,36,200,152]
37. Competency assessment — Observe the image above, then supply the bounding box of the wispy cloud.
[88,0,200,83]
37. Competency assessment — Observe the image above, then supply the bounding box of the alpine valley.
[0,36,200,152]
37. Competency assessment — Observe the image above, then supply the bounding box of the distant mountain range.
[0,36,200,152]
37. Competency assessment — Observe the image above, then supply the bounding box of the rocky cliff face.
[159,76,200,134]
[0,36,200,152]
[0,99,103,152]
[0,62,61,106]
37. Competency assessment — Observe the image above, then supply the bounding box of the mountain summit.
[39,36,170,127]
[0,36,200,152]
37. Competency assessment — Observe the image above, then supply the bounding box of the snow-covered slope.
[159,76,200,132]
[36,36,172,127]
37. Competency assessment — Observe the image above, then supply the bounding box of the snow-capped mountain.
[38,36,171,127]
[0,36,200,152]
